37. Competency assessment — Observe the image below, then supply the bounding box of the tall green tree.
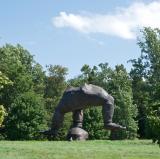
[137,28,160,144]
[109,65,138,139]
[129,58,150,138]
[130,27,160,144]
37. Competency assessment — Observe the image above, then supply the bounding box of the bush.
[5,91,47,140]
[109,65,138,140]
[83,107,110,140]
[146,115,160,144]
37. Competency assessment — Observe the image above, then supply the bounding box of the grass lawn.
[0,140,159,159]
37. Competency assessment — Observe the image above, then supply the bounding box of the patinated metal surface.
[42,84,126,140]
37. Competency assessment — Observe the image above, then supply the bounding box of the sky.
[0,0,159,79]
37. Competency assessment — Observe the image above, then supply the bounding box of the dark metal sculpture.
[42,84,126,140]
[67,127,88,141]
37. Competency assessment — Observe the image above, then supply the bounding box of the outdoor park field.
[0,140,159,159]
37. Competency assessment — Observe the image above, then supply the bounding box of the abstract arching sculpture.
[42,84,126,140]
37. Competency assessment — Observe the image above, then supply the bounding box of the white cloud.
[52,1,160,39]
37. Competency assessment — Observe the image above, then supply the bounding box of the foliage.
[147,115,160,145]
[0,105,7,126]
[130,27,160,144]
[44,65,69,139]
[32,64,46,95]
[129,58,150,138]
[0,44,47,140]
[0,44,35,107]
[0,71,12,127]
[0,71,12,90]
[108,65,138,139]
[5,91,47,140]
[83,107,110,139]
[44,65,68,110]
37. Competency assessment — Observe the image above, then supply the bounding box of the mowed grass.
[0,140,159,159]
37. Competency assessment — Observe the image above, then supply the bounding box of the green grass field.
[0,140,159,159]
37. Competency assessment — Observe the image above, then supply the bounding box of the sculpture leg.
[42,100,66,137]
[67,109,88,141]
[72,109,83,128]
[102,95,114,124]
[50,108,64,134]
[102,95,126,130]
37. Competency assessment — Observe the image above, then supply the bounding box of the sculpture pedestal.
[67,127,88,141]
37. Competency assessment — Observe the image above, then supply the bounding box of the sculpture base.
[66,127,88,141]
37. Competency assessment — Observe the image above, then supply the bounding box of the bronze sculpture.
[42,84,126,140]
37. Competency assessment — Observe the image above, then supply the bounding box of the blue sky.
[0,0,159,78]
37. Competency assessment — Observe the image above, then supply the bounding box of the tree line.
[0,27,159,144]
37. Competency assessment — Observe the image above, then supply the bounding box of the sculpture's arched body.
[43,84,126,139]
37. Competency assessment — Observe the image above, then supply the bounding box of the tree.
[108,65,138,139]
[137,28,160,144]
[0,44,35,108]
[44,65,70,140]
[0,44,47,140]
[130,27,160,145]
[129,58,150,138]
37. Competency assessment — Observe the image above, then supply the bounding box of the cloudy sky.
[0,0,159,78]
